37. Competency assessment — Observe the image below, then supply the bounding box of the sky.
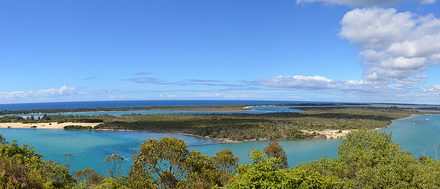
[1,0,440,104]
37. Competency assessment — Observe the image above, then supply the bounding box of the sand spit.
[0,122,100,129]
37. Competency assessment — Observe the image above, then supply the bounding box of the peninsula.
[0,105,423,141]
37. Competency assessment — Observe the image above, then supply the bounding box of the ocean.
[0,100,318,111]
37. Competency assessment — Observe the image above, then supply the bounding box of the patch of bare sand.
[301,129,353,139]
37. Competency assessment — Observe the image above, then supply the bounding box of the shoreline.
[0,113,431,142]
[0,123,270,143]
[300,114,437,139]
[0,105,249,116]
[0,122,100,129]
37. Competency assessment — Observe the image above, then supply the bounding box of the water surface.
[0,128,338,175]
[1,114,439,175]
[0,100,317,111]
[383,114,440,158]
[6,105,303,117]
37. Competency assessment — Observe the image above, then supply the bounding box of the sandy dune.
[301,129,353,139]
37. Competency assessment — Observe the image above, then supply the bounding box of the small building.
[21,115,44,121]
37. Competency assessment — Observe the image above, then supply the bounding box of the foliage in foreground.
[0,135,74,189]
[226,131,440,188]
[225,150,341,189]
[2,130,440,189]
[127,137,238,189]
[298,130,440,188]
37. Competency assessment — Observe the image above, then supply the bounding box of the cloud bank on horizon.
[258,6,440,103]
[1,0,440,104]
[0,86,77,103]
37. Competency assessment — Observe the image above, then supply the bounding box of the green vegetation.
[40,115,105,123]
[2,131,440,188]
[0,105,247,116]
[0,116,25,122]
[0,115,105,124]
[95,108,418,141]
[225,150,341,189]
[127,137,238,189]
[63,125,94,130]
[297,130,440,188]
[1,107,421,141]
[225,130,440,188]
[0,135,74,189]
[104,154,125,179]
[264,141,288,169]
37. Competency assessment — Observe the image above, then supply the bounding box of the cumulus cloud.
[254,74,440,103]
[259,75,335,89]
[0,86,76,100]
[340,8,440,85]
[257,75,380,93]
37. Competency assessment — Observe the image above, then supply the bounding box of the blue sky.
[1,0,440,104]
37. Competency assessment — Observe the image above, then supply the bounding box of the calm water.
[6,105,303,117]
[0,129,338,175]
[0,129,216,174]
[382,114,440,158]
[0,100,323,111]
[0,114,439,175]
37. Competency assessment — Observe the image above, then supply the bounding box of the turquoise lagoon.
[1,114,440,175]
[382,114,440,158]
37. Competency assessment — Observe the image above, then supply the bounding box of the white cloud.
[159,94,179,98]
[425,85,440,93]
[421,0,436,4]
[257,75,381,93]
[0,86,76,101]
[340,8,440,85]
[254,74,440,103]
[418,85,440,103]
[259,75,335,89]
[197,92,252,99]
